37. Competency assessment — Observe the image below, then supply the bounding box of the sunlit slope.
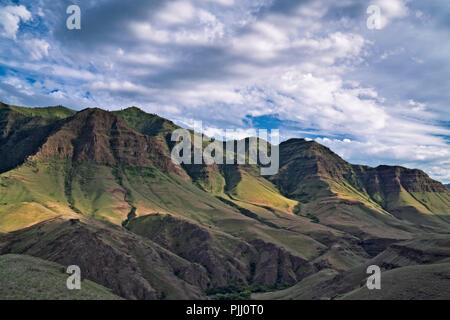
[0,254,121,300]
[0,203,58,233]
[0,161,78,231]
[222,165,298,215]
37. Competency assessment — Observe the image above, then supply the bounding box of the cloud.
[374,0,410,29]
[156,0,196,25]
[23,39,50,60]
[0,5,31,40]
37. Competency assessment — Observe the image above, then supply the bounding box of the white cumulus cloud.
[0,5,31,40]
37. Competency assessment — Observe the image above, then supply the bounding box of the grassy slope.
[340,263,450,300]
[225,166,298,215]
[0,254,121,300]
[0,102,75,119]
[69,163,132,225]
[0,160,76,232]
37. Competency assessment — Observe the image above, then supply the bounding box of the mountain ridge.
[0,101,449,300]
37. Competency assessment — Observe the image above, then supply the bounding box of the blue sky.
[0,0,449,183]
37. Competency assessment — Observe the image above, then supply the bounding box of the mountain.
[271,139,450,236]
[446,184,450,189]
[0,101,449,300]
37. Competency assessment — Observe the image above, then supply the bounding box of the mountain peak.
[281,138,335,153]
[114,107,179,137]
[78,107,110,115]
[282,138,308,145]
[26,108,186,178]
[122,106,146,113]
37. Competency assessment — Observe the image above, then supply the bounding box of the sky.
[0,0,449,183]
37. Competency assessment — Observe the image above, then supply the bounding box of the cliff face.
[272,138,448,198]
[30,108,188,178]
[362,165,448,195]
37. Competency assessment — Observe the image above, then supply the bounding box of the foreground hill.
[0,254,121,300]
[0,101,449,300]
[0,216,210,299]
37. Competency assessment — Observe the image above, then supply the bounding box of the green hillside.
[0,254,121,300]
[0,102,76,119]
[341,263,450,300]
